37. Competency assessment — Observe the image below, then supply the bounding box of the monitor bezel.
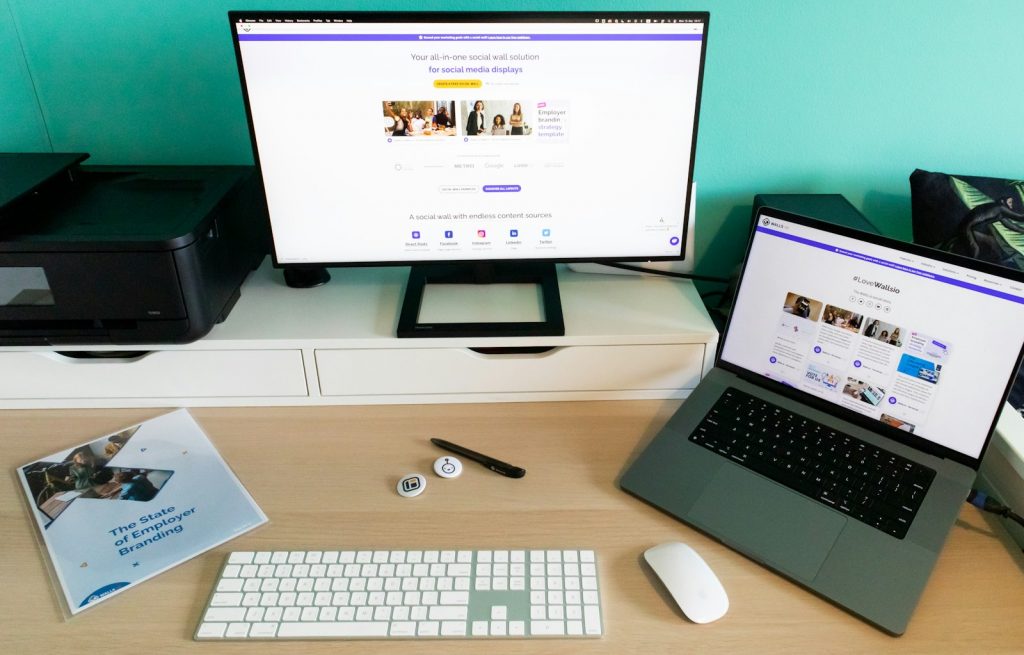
[229,10,710,270]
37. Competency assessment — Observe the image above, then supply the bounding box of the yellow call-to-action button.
[433,79,482,89]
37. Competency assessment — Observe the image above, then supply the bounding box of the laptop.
[621,207,1024,634]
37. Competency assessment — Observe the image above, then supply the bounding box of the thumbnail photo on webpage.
[383,100,458,137]
[382,99,539,139]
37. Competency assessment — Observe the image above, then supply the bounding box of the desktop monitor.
[230,11,709,337]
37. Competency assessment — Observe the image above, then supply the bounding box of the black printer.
[0,153,268,345]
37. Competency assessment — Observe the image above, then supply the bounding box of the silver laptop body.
[622,207,1024,634]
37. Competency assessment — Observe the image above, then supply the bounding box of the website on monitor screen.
[234,17,706,264]
[720,215,1024,460]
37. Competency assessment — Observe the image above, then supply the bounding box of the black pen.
[430,438,526,478]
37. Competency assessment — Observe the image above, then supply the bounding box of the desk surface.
[3,402,1023,653]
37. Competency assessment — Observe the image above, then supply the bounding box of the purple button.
[482,185,521,193]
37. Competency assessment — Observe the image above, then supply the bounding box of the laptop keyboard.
[689,388,936,539]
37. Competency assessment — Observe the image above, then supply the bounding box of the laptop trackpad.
[689,464,846,582]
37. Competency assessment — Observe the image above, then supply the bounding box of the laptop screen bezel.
[716,206,1024,470]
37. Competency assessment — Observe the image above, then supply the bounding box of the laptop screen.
[719,211,1024,461]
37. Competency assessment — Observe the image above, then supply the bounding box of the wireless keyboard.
[195,548,603,640]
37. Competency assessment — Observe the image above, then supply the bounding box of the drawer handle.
[46,351,153,364]
[467,346,559,357]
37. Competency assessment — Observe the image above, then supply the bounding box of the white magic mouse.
[644,542,729,624]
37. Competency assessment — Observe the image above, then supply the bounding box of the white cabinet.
[0,260,719,408]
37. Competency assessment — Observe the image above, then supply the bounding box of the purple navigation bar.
[757,226,1024,305]
[238,33,703,42]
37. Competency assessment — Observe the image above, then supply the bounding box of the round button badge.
[433,456,463,479]
[397,473,426,497]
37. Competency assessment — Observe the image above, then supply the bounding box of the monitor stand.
[397,262,565,338]
[283,266,331,288]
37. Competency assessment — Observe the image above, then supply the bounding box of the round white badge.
[397,473,426,497]
[433,456,463,479]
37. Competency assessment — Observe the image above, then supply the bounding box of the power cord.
[967,489,1024,530]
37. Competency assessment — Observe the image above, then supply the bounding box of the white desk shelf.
[0,259,719,408]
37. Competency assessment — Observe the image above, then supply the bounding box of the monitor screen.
[230,12,709,267]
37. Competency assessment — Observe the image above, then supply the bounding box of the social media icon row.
[412,229,551,239]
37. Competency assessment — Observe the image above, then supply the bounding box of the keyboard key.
[429,606,468,621]
[197,622,227,638]
[211,592,242,607]
[278,622,390,638]
[531,620,565,636]
[390,621,416,636]
[226,622,249,638]
[417,621,440,636]
[584,605,602,634]
[441,621,467,636]
[217,578,244,592]
[437,590,467,605]
[204,607,246,622]
[250,622,278,638]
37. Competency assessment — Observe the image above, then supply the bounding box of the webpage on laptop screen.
[720,216,1024,460]
[235,18,705,263]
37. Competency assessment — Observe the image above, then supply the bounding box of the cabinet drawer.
[316,344,704,396]
[0,350,307,399]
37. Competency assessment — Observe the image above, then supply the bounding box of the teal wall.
[3,0,1023,279]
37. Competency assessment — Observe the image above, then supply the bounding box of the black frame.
[717,206,1024,470]
[397,261,563,338]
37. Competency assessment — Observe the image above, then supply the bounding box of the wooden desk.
[3,402,1022,653]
